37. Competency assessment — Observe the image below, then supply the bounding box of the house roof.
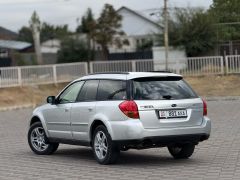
[0,27,18,40]
[0,40,31,50]
[117,6,163,29]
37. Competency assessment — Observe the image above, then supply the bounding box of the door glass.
[133,77,198,100]
[77,80,99,102]
[97,80,127,101]
[59,81,84,104]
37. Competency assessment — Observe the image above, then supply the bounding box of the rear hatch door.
[132,76,203,129]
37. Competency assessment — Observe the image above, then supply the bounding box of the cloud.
[0,0,212,32]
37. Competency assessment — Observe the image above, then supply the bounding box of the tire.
[92,125,119,165]
[168,144,195,159]
[28,122,59,155]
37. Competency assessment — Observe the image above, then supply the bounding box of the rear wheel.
[92,125,119,165]
[168,144,195,159]
[28,122,59,155]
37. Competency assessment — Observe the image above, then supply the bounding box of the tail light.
[119,100,139,119]
[202,99,207,116]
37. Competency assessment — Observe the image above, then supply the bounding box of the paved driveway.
[0,100,240,180]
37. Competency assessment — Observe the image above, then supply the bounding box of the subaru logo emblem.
[171,104,177,107]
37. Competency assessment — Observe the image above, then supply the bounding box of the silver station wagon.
[28,72,211,164]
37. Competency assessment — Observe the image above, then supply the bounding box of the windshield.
[132,77,198,100]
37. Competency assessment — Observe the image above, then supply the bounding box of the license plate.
[159,110,188,119]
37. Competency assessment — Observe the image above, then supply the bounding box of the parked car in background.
[28,72,211,164]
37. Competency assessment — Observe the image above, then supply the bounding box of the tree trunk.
[101,45,109,60]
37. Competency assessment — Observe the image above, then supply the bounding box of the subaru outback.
[28,72,211,164]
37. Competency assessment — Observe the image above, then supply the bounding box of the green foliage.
[57,38,89,63]
[168,8,216,57]
[19,13,70,43]
[210,0,240,23]
[18,26,33,43]
[76,8,96,60]
[94,4,127,59]
[76,8,95,35]
[137,40,154,51]
[29,11,41,31]
[210,0,240,42]
[41,23,70,42]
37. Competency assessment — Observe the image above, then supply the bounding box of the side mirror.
[47,96,56,104]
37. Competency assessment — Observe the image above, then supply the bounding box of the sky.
[0,0,213,33]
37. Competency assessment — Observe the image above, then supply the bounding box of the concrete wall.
[152,46,187,71]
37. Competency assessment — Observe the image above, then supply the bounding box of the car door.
[71,80,99,141]
[43,81,84,139]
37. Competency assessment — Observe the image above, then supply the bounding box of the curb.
[205,96,240,101]
[0,104,34,112]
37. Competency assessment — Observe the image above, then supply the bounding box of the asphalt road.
[0,100,240,180]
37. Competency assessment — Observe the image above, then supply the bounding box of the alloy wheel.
[30,127,49,152]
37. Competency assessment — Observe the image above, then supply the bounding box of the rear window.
[133,77,198,100]
[97,80,127,101]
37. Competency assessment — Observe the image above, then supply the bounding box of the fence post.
[18,67,22,86]
[84,62,89,75]
[132,60,136,72]
[220,56,224,75]
[53,65,57,84]
[89,62,93,74]
[225,56,229,75]
[176,59,180,74]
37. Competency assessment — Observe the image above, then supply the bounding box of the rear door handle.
[65,108,70,112]
[88,107,93,112]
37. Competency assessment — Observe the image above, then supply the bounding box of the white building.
[41,39,61,54]
[109,6,162,53]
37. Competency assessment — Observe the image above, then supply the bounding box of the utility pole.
[30,11,43,65]
[164,0,169,70]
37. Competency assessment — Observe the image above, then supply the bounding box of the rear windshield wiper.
[162,95,173,100]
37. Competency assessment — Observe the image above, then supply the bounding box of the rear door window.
[77,80,99,102]
[97,80,127,101]
[133,77,198,100]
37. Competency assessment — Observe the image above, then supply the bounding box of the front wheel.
[92,125,119,165]
[168,144,195,159]
[28,122,59,155]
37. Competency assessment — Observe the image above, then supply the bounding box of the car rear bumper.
[114,134,209,149]
[109,116,211,142]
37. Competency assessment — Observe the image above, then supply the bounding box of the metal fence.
[0,62,88,88]
[0,55,239,88]
[226,55,240,74]
[181,56,224,76]
[89,60,153,73]
[89,57,224,76]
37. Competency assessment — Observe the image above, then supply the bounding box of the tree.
[210,0,240,23]
[94,4,128,60]
[18,23,70,44]
[29,11,43,65]
[57,37,89,63]
[18,26,33,43]
[76,8,95,34]
[168,8,216,57]
[209,0,240,42]
[76,8,96,60]
[41,23,70,42]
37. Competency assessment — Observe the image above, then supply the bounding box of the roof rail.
[149,71,173,73]
[89,72,129,75]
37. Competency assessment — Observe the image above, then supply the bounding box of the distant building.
[108,6,162,53]
[0,26,18,40]
[41,39,61,54]
[0,40,32,66]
